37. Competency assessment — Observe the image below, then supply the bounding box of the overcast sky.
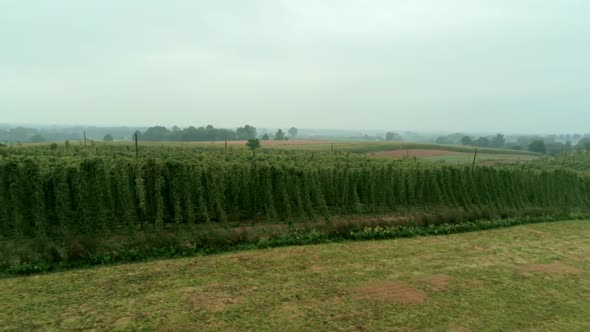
[1,1,589,133]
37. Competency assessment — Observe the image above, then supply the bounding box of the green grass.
[1,220,588,331]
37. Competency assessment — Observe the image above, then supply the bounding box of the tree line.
[435,132,590,155]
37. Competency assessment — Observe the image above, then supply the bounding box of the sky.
[1,0,589,133]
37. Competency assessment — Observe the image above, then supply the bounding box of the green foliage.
[274,129,286,141]
[1,143,590,273]
[246,138,261,151]
[529,140,547,154]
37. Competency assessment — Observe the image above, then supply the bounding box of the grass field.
[1,220,588,331]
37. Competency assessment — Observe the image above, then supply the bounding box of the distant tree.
[103,134,114,142]
[461,136,473,146]
[261,133,270,140]
[529,140,547,154]
[545,142,566,156]
[565,141,573,152]
[9,127,38,142]
[474,137,490,148]
[288,127,298,138]
[30,134,46,143]
[491,134,505,148]
[170,126,183,140]
[246,138,260,151]
[575,137,590,151]
[181,126,199,141]
[385,132,403,141]
[142,126,171,141]
[236,125,257,140]
[274,129,286,141]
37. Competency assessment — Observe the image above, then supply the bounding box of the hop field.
[1,142,589,273]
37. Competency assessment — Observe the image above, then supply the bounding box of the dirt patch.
[371,149,461,158]
[355,281,427,304]
[310,265,324,273]
[182,287,243,312]
[421,275,453,291]
[516,262,583,275]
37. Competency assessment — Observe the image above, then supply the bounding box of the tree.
[288,127,298,138]
[491,134,505,148]
[103,134,114,142]
[474,137,490,147]
[575,137,590,151]
[246,138,260,151]
[142,126,171,141]
[9,127,38,142]
[236,125,257,140]
[274,129,286,141]
[461,136,473,146]
[30,134,46,143]
[261,133,270,140]
[529,140,546,154]
[385,132,402,141]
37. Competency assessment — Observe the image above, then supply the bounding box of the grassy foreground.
[1,220,588,331]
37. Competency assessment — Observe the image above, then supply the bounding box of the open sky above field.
[2,1,589,133]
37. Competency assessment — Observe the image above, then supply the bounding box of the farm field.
[369,149,538,164]
[37,139,536,157]
[1,220,588,331]
[1,142,588,274]
[145,140,540,164]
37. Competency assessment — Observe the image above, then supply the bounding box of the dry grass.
[0,220,588,331]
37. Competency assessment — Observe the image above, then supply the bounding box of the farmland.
[1,141,589,273]
[1,220,588,331]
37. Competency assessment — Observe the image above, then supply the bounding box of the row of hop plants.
[1,153,590,240]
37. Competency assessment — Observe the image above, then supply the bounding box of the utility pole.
[83,131,87,146]
[134,131,139,159]
[472,148,478,169]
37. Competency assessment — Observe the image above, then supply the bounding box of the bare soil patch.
[354,281,427,304]
[371,149,461,158]
[516,262,583,275]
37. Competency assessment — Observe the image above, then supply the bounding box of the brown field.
[370,149,460,157]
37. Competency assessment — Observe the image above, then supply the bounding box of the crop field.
[369,149,538,164]
[1,220,588,331]
[0,142,589,273]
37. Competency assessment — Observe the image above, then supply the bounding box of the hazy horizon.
[2,1,589,133]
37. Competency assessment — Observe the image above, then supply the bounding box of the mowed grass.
[1,221,588,331]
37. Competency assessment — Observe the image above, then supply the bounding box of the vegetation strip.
[3,213,587,275]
